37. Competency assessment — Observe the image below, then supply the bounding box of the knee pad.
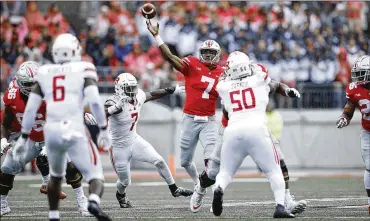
[36,155,50,176]
[65,162,83,187]
[154,158,166,168]
[116,164,131,186]
[180,159,192,168]
[279,160,289,181]
[0,171,15,195]
[199,170,215,188]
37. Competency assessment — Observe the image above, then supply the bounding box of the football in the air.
[141,3,156,19]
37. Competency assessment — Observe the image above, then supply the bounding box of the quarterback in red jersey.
[147,20,224,212]
[0,62,91,217]
[337,55,370,215]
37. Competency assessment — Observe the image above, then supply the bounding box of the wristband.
[155,35,164,46]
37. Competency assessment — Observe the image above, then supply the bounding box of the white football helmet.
[16,61,40,96]
[52,33,81,63]
[115,73,138,100]
[351,55,370,84]
[199,40,221,65]
[225,51,252,80]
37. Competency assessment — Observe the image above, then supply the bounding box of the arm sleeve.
[21,92,43,134]
[84,85,107,128]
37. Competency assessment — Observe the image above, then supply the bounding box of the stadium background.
[1,1,370,171]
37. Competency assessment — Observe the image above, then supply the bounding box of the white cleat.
[190,184,207,213]
[1,200,11,216]
[285,194,307,215]
[77,195,93,217]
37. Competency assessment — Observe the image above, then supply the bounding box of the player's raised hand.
[12,136,26,162]
[174,84,185,94]
[146,19,159,36]
[336,117,348,128]
[98,128,112,151]
[1,138,11,156]
[285,88,300,98]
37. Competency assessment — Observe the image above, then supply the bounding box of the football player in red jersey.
[337,55,370,215]
[147,20,224,212]
[0,62,91,217]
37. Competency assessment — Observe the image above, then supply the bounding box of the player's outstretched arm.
[84,78,112,150]
[12,83,44,160]
[146,20,186,72]
[269,80,300,98]
[145,84,185,103]
[337,100,355,128]
[20,83,44,138]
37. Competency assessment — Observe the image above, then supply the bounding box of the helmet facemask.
[17,79,34,96]
[200,48,220,65]
[351,69,370,85]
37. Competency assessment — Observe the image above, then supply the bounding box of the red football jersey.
[3,87,46,142]
[180,56,224,116]
[346,83,370,131]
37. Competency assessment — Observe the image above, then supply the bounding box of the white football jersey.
[35,61,98,127]
[217,68,271,126]
[106,89,146,147]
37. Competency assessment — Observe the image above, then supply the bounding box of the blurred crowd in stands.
[1,1,369,98]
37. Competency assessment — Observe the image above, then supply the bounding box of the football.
[141,3,156,19]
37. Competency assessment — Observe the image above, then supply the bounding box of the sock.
[42,175,50,186]
[214,171,232,191]
[184,162,199,185]
[116,180,127,195]
[49,210,60,219]
[1,195,8,201]
[155,160,175,185]
[88,193,101,205]
[168,183,178,193]
[74,186,84,198]
[267,172,285,206]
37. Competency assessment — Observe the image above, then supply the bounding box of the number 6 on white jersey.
[201,75,215,99]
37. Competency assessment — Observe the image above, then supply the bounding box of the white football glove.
[336,117,348,128]
[1,138,11,155]
[84,113,98,126]
[173,84,185,95]
[12,136,27,162]
[285,88,301,98]
[40,146,47,156]
[98,128,112,151]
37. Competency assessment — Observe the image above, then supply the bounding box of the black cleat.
[212,186,223,216]
[273,204,295,218]
[116,191,132,208]
[87,200,112,221]
[172,187,193,197]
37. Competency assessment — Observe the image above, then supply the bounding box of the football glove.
[285,88,301,98]
[98,128,112,151]
[336,117,348,128]
[1,138,11,155]
[12,136,26,162]
[165,84,185,94]
[84,113,98,126]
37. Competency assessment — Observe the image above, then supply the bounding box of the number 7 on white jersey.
[201,75,215,99]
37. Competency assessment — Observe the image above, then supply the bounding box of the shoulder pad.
[79,61,98,81]
[182,56,196,66]
[136,89,147,104]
